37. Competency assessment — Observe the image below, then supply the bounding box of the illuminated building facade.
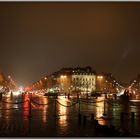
[49,66,96,95]
[71,72,96,94]
[29,67,123,96]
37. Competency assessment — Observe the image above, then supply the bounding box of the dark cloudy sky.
[0,2,140,86]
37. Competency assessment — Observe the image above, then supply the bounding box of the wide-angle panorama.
[0,2,140,137]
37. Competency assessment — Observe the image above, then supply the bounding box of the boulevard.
[0,91,140,137]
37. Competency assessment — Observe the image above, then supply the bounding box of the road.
[0,92,140,137]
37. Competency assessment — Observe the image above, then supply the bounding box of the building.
[29,67,123,96]
[48,66,96,95]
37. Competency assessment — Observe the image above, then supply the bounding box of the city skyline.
[0,2,140,86]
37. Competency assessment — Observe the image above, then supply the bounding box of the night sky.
[0,2,140,86]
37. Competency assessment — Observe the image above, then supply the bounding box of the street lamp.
[60,75,67,95]
[97,76,103,93]
[60,75,67,79]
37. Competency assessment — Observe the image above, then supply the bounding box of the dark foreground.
[0,93,140,137]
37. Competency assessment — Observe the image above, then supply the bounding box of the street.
[0,92,140,137]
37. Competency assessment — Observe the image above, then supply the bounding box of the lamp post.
[97,76,103,93]
[97,76,107,116]
[60,75,67,96]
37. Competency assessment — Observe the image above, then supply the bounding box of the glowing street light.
[97,76,103,79]
[60,75,67,79]
[19,86,23,92]
[60,75,67,94]
[97,75,103,92]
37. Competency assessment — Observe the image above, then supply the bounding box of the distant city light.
[97,76,103,79]
[13,91,21,96]
[60,75,67,78]
[117,89,125,96]
[19,86,23,92]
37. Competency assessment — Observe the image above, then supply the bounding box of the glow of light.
[49,88,54,93]
[95,100,104,118]
[58,100,67,126]
[24,87,29,91]
[97,76,103,79]
[19,86,23,92]
[130,99,140,102]
[60,75,67,78]
[8,75,11,79]
[116,89,125,96]
[13,91,21,96]
[0,85,3,91]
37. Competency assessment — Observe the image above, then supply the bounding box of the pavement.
[0,93,140,137]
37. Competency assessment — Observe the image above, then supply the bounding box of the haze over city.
[1,2,140,137]
[0,2,140,86]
